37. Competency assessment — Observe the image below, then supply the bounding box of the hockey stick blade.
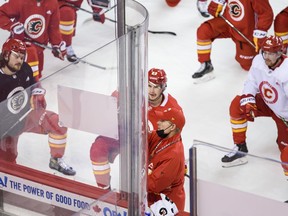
[106,17,177,36]
[148,30,177,36]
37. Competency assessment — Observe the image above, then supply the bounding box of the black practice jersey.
[0,62,36,137]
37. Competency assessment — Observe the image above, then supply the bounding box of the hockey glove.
[30,88,47,110]
[240,94,257,121]
[52,41,66,60]
[208,0,225,17]
[10,22,25,41]
[253,30,267,53]
[92,7,105,24]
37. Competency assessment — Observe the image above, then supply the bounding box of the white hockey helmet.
[150,193,179,216]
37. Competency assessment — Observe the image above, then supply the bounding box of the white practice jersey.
[243,53,288,120]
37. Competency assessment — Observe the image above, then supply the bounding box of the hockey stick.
[65,2,117,16]
[67,3,177,36]
[25,38,116,70]
[219,14,256,49]
[147,30,177,36]
[1,108,33,139]
[104,17,177,36]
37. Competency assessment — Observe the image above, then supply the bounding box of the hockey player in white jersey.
[222,36,288,177]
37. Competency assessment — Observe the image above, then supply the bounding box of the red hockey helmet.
[2,38,26,57]
[261,36,284,53]
[148,68,167,87]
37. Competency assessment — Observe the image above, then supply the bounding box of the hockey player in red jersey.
[90,135,119,189]
[222,36,288,177]
[0,0,67,80]
[90,69,186,190]
[192,0,273,83]
[274,7,288,55]
[148,68,184,131]
[148,107,186,211]
[0,39,75,176]
[58,0,105,63]
[90,90,118,189]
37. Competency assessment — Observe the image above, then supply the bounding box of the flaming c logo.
[24,14,46,39]
[228,0,244,22]
[259,81,278,104]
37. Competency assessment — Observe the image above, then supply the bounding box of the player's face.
[148,82,163,102]
[7,51,25,72]
[262,51,280,67]
[157,120,173,132]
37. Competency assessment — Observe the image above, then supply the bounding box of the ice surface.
[0,0,287,214]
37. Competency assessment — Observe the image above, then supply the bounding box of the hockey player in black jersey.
[0,38,75,176]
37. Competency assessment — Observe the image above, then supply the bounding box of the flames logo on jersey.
[7,87,29,114]
[228,0,244,22]
[24,14,46,39]
[259,81,278,104]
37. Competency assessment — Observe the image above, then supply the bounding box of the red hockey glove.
[52,41,66,60]
[10,22,25,41]
[92,7,105,24]
[253,30,267,53]
[240,94,257,121]
[208,0,225,17]
[30,88,47,110]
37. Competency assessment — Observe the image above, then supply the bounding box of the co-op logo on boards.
[92,205,128,216]
[0,176,8,188]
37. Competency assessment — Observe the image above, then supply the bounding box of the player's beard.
[7,62,22,73]
[265,57,280,69]
[264,59,273,67]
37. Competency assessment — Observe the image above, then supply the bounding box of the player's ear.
[170,123,176,131]
[4,54,8,61]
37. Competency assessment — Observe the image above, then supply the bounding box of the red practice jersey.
[222,0,273,42]
[148,131,185,211]
[148,92,184,131]
[0,0,63,47]
[58,0,83,8]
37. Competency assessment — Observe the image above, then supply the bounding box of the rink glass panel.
[190,140,288,207]
[0,0,148,215]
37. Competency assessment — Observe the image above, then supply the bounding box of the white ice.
[0,0,288,214]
